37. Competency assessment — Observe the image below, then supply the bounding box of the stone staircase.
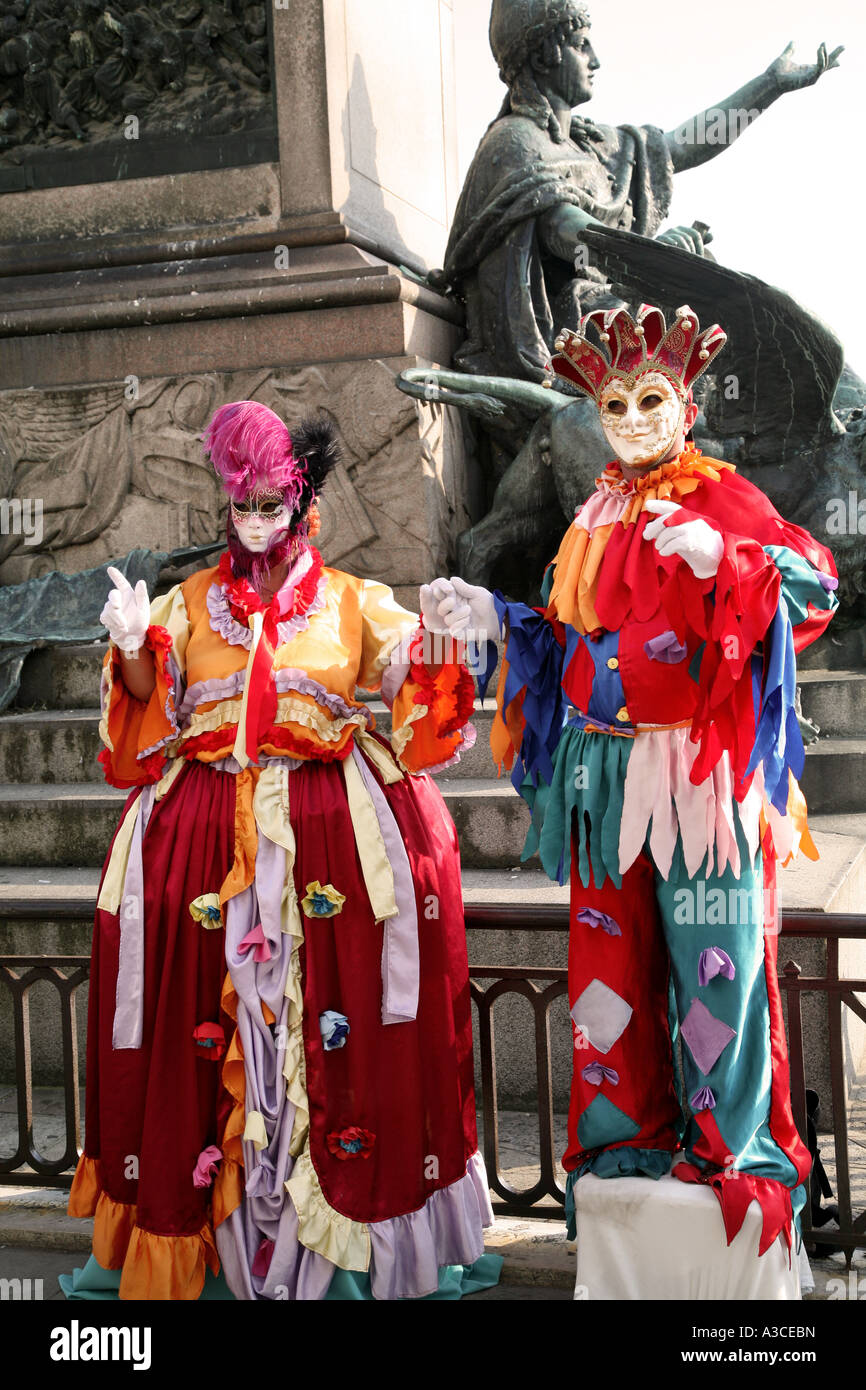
[1,641,865,876]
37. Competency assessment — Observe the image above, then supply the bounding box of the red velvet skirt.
[74,753,477,1288]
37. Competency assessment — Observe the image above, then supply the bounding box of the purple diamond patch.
[681,998,736,1075]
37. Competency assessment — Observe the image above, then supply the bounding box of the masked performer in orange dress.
[62,401,499,1301]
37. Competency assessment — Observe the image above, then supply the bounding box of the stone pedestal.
[0,2,468,599]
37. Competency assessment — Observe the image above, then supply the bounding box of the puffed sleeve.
[98,584,190,788]
[357,579,476,775]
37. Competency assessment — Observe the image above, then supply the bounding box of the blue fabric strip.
[745,593,805,812]
[494,594,569,789]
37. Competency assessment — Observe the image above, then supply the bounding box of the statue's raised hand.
[768,41,843,94]
[100,566,150,657]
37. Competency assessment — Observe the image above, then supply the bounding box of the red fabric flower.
[326,1126,376,1160]
[192,1022,226,1060]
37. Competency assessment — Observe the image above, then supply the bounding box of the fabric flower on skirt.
[238,922,272,963]
[192,1022,226,1060]
[302,881,346,918]
[319,1009,350,1051]
[189,894,223,929]
[192,1145,222,1188]
[326,1126,375,1160]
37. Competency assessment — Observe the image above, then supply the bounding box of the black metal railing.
[2,902,865,1263]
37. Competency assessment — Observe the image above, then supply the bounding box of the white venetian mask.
[230,491,291,553]
[598,372,684,470]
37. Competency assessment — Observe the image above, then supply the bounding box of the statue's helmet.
[489,0,592,84]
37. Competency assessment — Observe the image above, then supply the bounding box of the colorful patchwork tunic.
[488,448,839,1254]
[66,547,494,1300]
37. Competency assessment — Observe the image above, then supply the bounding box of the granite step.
[11,641,866,739]
[3,677,866,785]
[798,738,866,814]
[0,702,501,784]
[1,729,865,865]
[13,643,106,712]
[0,784,127,868]
[0,1178,577,1292]
[1,813,862,926]
[796,670,866,738]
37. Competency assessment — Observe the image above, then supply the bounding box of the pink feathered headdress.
[203,400,306,509]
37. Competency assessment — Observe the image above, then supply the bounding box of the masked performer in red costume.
[62,402,499,1301]
[426,303,838,1258]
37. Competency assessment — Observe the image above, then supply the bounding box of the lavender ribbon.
[698,947,736,987]
[817,572,838,592]
[643,629,688,664]
[582,1062,620,1087]
[112,785,155,1050]
[690,1086,716,1112]
[351,747,420,1025]
[576,907,622,937]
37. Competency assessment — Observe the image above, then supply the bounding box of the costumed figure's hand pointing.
[100,565,151,657]
[643,500,724,580]
[767,40,843,94]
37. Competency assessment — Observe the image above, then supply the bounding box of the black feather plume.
[291,416,341,499]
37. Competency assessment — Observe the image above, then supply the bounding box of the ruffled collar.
[594,448,735,527]
[596,446,719,495]
[217,546,324,625]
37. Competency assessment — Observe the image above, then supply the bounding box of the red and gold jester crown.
[550,304,728,403]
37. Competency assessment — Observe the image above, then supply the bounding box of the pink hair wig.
[203,400,306,510]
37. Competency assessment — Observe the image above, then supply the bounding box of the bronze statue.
[433,0,842,592]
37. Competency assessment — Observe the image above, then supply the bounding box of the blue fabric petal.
[319,1009,350,1051]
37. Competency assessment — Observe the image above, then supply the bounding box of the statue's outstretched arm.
[665,41,843,173]
[397,367,573,419]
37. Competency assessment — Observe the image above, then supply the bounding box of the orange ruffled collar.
[595,448,735,525]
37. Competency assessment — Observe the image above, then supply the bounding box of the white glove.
[643,500,724,580]
[420,577,502,641]
[100,565,151,657]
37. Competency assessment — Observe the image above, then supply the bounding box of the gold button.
[615,707,630,723]
[607,657,619,670]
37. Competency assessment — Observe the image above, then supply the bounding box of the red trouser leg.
[563,831,682,1175]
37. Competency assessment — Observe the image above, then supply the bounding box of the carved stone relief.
[0,359,472,591]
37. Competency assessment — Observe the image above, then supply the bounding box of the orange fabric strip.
[219,767,259,905]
